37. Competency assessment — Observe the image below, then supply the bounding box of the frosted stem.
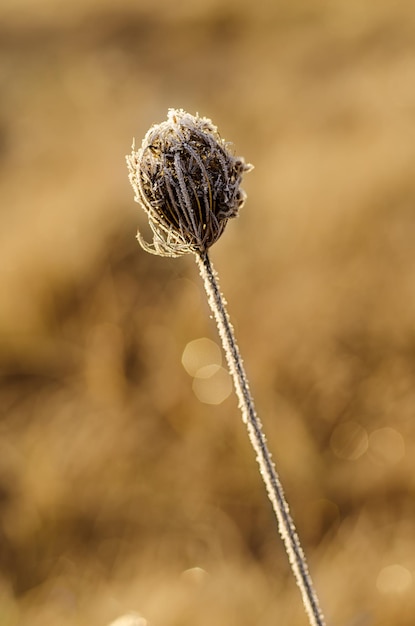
[196,250,326,626]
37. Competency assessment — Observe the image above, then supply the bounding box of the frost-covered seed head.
[126,108,253,257]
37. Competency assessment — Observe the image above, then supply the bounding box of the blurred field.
[1,0,415,624]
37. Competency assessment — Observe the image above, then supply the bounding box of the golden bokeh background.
[1,1,415,624]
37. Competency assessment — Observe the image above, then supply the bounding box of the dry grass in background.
[1,1,415,624]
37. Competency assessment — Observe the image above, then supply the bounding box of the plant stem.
[196,250,326,626]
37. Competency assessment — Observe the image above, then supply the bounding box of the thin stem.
[196,250,326,626]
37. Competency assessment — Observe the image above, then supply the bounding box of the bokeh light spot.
[194,363,221,379]
[368,427,405,466]
[181,566,209,584]
[192,366,232,405]
[376,564,412,594]
[330,421,368,460]
[108,613,148,626]
[181,337,222,376]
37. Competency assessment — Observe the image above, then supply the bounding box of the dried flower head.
[126,108,253,257]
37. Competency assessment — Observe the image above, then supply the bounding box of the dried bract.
[126,109,253,257]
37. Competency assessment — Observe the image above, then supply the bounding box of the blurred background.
[1,0,415,624]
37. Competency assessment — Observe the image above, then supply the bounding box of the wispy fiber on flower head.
[126,108,253,257]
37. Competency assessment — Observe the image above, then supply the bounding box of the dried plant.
[126,108,326,626]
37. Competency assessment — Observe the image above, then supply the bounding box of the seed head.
[126,108,253,257]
